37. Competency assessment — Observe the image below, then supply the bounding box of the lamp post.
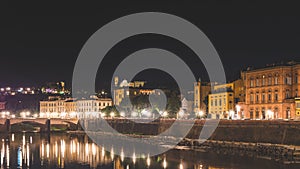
[197,110,204,119]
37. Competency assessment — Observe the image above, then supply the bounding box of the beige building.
[40,98,77,118]
[40,96,112,119]
[76,98,112,118]
[241,62,300,120]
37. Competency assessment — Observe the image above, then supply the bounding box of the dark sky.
[1,1,300,90]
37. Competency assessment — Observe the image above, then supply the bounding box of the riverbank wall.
[103,119,300,146]
[178,139,300,164]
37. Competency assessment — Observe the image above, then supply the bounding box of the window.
[250,111,254,119]
[250,79,254,87]
[268,93,272,101]
[215,100,218,106]
[274,93,278,101]
[256,78,260,87]
[250,94,254,102]
[256,94,259,102]
[285,76,292,85]
[255,108,259,119]
[262,75,266,86]
[295,75,298,84]
[297,103,300,108]
[286,90,290,99]
[268,77,272,85]
[262,108,266,119]
[262,93,265,102]
[219,99,222,106]
[274,76,278,85]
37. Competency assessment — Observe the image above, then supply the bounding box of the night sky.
[1,1,300,90]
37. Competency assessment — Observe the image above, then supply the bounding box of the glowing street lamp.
[198,110,204,118]
[33,113,38,118]
[229,110,235,120]
[131,111,138,118]
[101,112,106,118]
[20,112,26,118]
[162,157,167,169]
[110,112,115,118]
[266,109,274,120]
[25,111,31,117]
[162,111,168,118]
[120,111,125,117]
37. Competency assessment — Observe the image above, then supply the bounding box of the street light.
[33,113,38,118]
[266,109,274,120]
[229,110,235,120]
[120,111,125,117]
[110,112,115,118]
[198,110,204,118]
[162,111,168,118]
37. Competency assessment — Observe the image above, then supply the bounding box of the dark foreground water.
[0,133,299,169]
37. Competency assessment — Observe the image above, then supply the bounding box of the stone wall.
[105,119,300,146]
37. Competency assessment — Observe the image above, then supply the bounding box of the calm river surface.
[0,133,298,169]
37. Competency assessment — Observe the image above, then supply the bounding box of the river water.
[0,133,298,169]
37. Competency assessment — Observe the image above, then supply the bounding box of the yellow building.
[113,88,128,106]
[113,77,153,106]
[208,83,235,119]
[296,97,300,120]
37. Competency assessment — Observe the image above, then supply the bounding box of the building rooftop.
[242,61,300,73]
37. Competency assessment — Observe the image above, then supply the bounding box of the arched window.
[256,77,260,87]
[250,77,254,87]
[274,73,279,85]
[286,89,290,99]
[268,74,272,85]
[262,75,266,86]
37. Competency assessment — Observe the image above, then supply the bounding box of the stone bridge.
[0,118,79,132]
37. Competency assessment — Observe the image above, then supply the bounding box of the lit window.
[275,77,278,85]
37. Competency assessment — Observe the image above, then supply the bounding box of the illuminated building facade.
[208,83,235,119]
[40,96,113,118]
[40,97,77,118]
[242,62,300,120]
[41,81,69,94]
[296,98,300,118]
[193,81,211,113]
[0,102,5,110]
[76,98,112,118]
[113,77,153,106]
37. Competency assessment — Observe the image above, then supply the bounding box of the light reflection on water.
[0,133,298,169]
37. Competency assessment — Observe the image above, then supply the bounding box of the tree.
[166,92,181,118]
[101,106,119,117]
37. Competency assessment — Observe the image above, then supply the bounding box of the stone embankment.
[178,139,300,164]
